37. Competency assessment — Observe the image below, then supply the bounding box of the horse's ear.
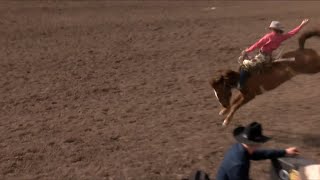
[210,75,224,87]
[223,71,233,80]
[217,75,225,83]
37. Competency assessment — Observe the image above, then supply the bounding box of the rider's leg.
[238,68,250,90]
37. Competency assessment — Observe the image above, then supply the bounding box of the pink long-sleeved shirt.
[245,24,303,54]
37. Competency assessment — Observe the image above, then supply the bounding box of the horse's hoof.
[222,120,229,127]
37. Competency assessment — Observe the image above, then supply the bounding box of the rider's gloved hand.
[238,50,247,64]
[300,19,309,27]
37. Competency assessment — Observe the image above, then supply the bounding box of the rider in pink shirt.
[238,19,310,91]
[245,23,304,55]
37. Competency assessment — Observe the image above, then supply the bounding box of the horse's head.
[210,70,239,108]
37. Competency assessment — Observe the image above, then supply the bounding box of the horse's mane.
[210,69,239,87]
[217,69,239,79]
[299,29,320,49]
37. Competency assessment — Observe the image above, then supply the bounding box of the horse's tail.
[299,29,320,49]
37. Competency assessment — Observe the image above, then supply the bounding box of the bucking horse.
[210,30,320,126]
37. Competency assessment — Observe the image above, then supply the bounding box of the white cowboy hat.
[269,21,284,31]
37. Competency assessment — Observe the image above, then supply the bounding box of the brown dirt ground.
[0,1,320,180]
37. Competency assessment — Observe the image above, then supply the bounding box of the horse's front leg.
[222,94,254,126]
[219,92,242,116]
[219,108,229,116]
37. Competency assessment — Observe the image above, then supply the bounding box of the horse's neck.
[229,70,240,87]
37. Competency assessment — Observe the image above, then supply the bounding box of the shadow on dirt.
[269,129,320,148]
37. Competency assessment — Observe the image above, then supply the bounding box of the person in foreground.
[216,122,300,180]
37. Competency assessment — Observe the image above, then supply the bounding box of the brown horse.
[210,30,320,126]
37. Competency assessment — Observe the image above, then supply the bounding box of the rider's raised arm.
[245,34,270,53]
[283,24,304,40]
[283,19,309,40]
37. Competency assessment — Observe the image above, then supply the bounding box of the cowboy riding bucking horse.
[238,19,309,90]
[210,18,320,126]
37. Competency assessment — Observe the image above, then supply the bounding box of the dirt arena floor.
[1,1,320,179]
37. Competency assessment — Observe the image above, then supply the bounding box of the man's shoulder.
[227,143,246,154]
[223,143,248,163]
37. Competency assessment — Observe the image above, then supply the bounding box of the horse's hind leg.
[222,94,254,126]
[219,94,242,116]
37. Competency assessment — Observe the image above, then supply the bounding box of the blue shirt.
[216,143,286,180]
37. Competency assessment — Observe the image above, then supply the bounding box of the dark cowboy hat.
[233,122,271,145]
